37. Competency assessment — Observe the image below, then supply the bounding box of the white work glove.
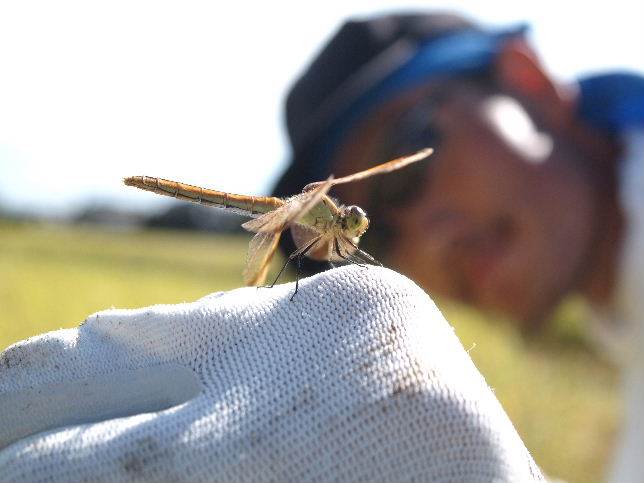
[0,266,543,482]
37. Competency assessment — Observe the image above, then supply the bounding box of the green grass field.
[0,220,619,482]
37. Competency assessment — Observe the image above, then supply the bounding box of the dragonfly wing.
[241,209,282,233]
[303,148,433,191]
[241,177,333,234]
[243,231,282,286]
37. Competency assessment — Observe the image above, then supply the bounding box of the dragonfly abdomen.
[123,176,284,217]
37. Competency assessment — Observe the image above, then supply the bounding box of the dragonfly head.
[342,205,370,238]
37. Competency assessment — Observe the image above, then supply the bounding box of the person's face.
[332,84,598,325]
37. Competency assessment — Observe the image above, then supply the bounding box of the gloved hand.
[0,266,543,482]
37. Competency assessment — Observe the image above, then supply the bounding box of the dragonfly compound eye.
[343,205,370,237]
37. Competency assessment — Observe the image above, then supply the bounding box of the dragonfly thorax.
[341,205,369,238]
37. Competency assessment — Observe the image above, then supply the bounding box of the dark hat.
[285,12,478,155]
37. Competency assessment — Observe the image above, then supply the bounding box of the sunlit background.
[1,2,642,482]
[1,0,643,217]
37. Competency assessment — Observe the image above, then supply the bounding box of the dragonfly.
[124,147,433,297]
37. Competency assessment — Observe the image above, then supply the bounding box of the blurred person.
[274,12,644,483]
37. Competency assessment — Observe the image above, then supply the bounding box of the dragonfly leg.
[269,255,294,288]
[289,237,322,301]
[349,250,376,266]
[268,236,321,289]
[333,238,366,268]
[345,239,383,266]
[290,255,302,301]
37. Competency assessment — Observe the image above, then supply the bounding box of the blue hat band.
[313,25,528,178]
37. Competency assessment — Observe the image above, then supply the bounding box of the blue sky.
[1,0,643,216]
